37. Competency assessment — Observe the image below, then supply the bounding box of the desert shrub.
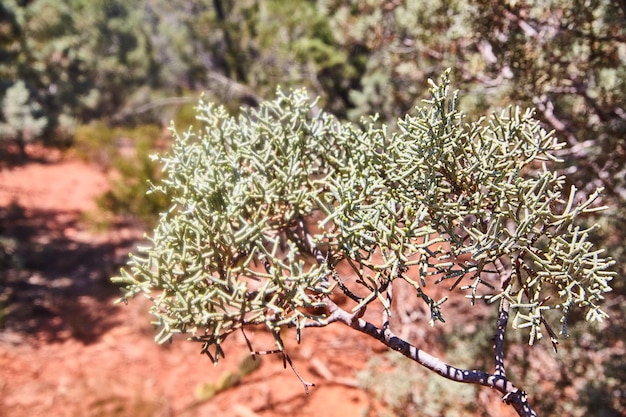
[113,72,614,417]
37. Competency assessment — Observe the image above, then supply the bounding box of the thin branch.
[297,216,363,302]
[113,96,198,121]
[382,280,393,330]
[503,9,539,38]
[547,82,626,123]
[297,217,327,267]
[248,329,315,394]
[280,351,315,394]
[207,71,261,106]
[493,258,511,378]
[532,95,576,142]
[494,299,510,378]
[532,94,619,197]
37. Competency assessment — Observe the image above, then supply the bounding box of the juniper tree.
[0,81,47,157]
[113,71,614,417]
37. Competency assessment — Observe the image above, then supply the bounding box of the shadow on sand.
[0,201,139,344]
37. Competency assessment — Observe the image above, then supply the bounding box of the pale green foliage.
[114,71,614,360]
[0,81,47,146]
[116,87,343,356]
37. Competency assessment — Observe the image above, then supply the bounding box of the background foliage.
[1,0,624,415]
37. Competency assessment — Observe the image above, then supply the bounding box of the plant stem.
[322,298,537,417]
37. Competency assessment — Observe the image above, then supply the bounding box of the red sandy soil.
[0,146,517,417]
[0,146,382,417]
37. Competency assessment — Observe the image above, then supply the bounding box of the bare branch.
[493,259,511,378]
[206,71,262,106]
[324,297,537,417]
[382,281,393,330]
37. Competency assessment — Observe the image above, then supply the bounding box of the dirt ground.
[0,145,525,417]
[0,145,393,417]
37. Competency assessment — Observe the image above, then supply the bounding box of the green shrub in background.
[97,124,169,228]
[113,72,615,417]
[96,144,168,229]
[73,123,168,228]
[0,81,47,158]
[72,122,119,168]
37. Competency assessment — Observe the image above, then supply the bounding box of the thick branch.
[495,299,510,377]
[321,298,537,417]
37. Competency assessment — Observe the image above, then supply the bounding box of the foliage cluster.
[115,74,614,416]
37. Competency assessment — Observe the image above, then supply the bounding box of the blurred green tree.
[0,81,47,157]
[0,0,158,150]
